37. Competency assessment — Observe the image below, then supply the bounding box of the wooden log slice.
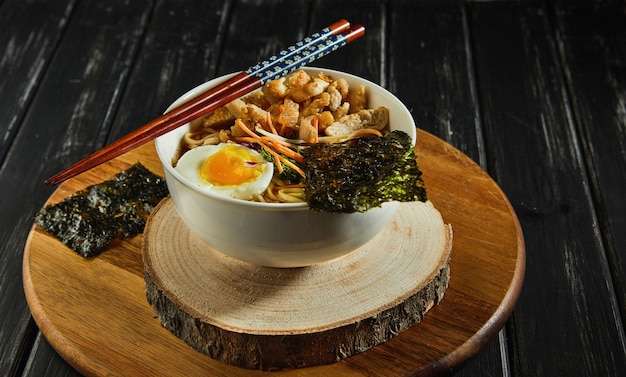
[143,198,453,370]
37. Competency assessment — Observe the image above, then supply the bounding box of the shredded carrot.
[280,157,306,178]
[235,119,305,177]
[236,136,264,144]
[237,136,285,174]
[262,137,304,163]
[263,144,285,174]
[235,121,283,173]
[279,122,288,136]
[312,116,320,143]
[279,121,298,137]
[236,119,259,139]
[266,112,278,135]
[255,127,299,146]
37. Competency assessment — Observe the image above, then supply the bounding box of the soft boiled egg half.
[175,143,274,200]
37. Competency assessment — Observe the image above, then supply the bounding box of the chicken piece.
[332,102,350,119]
[243,90,271,109]
[299,115,318,143]
[225,98,247,118]
[230,122,247,137]
[347,84,366,113]
[286,69,312,88]
[226,99,268,128]
[301,92,330,117]
[317,111,335,132]
[229,103,269,136]
[242,104,269,128]
[326,82,343,111]
[333,78,349,99]
[202,107,235,130]
[316,72,334,83]
[262,77,289,103]
[324,106,390,137]
[274,98,300,130]
[288,78,330,102]
[262,70,314,103]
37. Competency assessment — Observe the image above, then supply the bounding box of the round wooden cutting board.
[23,129,525,377]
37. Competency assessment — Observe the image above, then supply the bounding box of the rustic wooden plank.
[310,0,386,82]
[389,0,485,166]
[0,0,75,162]
[22,0,155,178]
[22,334,82,377]
[216,0,308,75]
[0,0,154,375]
[107,0,229,141]
[0,0,78,375]
[4,0,620,376]
[553,0,626,337]
[19,1,307,375]
[389,1,505,376]
[468,1,626,375]
[215,1,510,374]
[22,0,229,375]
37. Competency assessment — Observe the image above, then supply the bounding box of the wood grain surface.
[3,1,625,376]
[23,129,524,376]
[143,198,452,370]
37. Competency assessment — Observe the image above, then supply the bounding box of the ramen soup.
[173,69,391,204]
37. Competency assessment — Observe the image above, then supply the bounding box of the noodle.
[178,69,389,204]
[260,178,305,203]
[276,188,305,203]
[184,130,221,148]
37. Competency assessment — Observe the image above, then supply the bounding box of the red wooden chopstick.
[45,20,365,185]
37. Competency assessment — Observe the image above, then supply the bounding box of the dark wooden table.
[2,0,625,376]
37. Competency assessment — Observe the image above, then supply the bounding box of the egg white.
[175,143,274,200]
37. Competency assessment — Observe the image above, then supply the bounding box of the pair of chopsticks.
[45,19,365,185]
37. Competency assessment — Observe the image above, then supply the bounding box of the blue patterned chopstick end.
[246,31,348,85]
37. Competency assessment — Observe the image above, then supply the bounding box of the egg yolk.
[200,145,264,186]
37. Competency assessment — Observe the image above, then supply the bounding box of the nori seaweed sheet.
[302,130,427,213]
[35,163,169,257]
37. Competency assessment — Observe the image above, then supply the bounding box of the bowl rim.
[155,66,416,210]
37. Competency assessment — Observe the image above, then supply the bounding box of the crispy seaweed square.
[35,163,169,257]
[302,130,427,213]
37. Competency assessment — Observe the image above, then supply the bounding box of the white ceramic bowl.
[155,67,416,267]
